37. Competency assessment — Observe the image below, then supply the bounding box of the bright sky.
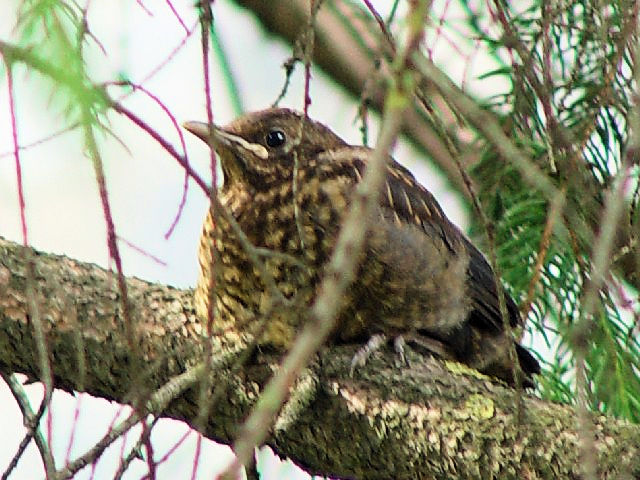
[0,1,510,478]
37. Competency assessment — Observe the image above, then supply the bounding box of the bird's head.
[183,108,347,189]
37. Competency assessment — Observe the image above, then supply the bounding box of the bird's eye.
[265,129,286,148]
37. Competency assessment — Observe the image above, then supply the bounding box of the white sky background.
[0,0,514,478]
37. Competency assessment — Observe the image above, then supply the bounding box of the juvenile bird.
[184,108,540,386]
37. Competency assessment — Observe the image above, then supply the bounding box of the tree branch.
[231,0,469,198]
[228,0,640,294]
[0,236,639,479]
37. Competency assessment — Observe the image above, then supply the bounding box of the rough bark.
[1,236,639,479]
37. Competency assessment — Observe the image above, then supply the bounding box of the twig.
[361,0,395,53]
[574,161,632,480]
[220,2,428,476]
[81,106,138,373]
[412,53,559,199]
[112,416,160,480]
[3,60,28,245]
[521,188,566,318]
[2,56,56,479]
[0,373,55,480]
[53,364,206,480]
[107,80,191,240]
[292,0,324,251]
[193,0,219,440]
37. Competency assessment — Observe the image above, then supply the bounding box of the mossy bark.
[0,237,638,479]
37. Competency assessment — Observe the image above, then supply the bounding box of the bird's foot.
[393,336,408,368]
[349,334,409,376]
[350,334,386,376]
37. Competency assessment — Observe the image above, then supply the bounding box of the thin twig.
[569,36,639,472]
[412,53,559,199]
[4,60,28,245]
[112,416,159,480]
[2,57,55,479]
[53,363,206,480]
[106,80,191,240]
[292,0,324,252]
[361,0,396,53]
[574,162,632,480]
[521,189,566,318]
[1,373,55,480]
[196,0,218,424]
[221,3,428,476]
[81,107,137,370]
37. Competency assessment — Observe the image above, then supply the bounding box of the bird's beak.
[182,121,268,160]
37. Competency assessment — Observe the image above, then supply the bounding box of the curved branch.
[231,0,469,198]
[229,0,640,292]
[0,236,638,479]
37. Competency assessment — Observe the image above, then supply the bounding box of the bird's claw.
[393,336,409,368]
[350,334,411,376]
[350,334,387,377]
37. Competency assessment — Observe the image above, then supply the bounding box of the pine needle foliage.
[450,0,640,421]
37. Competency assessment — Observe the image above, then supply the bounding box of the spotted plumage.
[184,108,540,386]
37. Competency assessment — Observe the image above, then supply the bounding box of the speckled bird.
[183,108,540,386]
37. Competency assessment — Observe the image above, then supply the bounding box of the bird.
[183,107,540,386]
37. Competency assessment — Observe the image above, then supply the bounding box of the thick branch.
[0,236,639,479]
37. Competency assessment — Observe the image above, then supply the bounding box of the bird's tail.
[516,343,541,386]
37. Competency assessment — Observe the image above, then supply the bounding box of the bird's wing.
[342,153,522,334]
[386,159,522,332]
[314,148,539,382]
